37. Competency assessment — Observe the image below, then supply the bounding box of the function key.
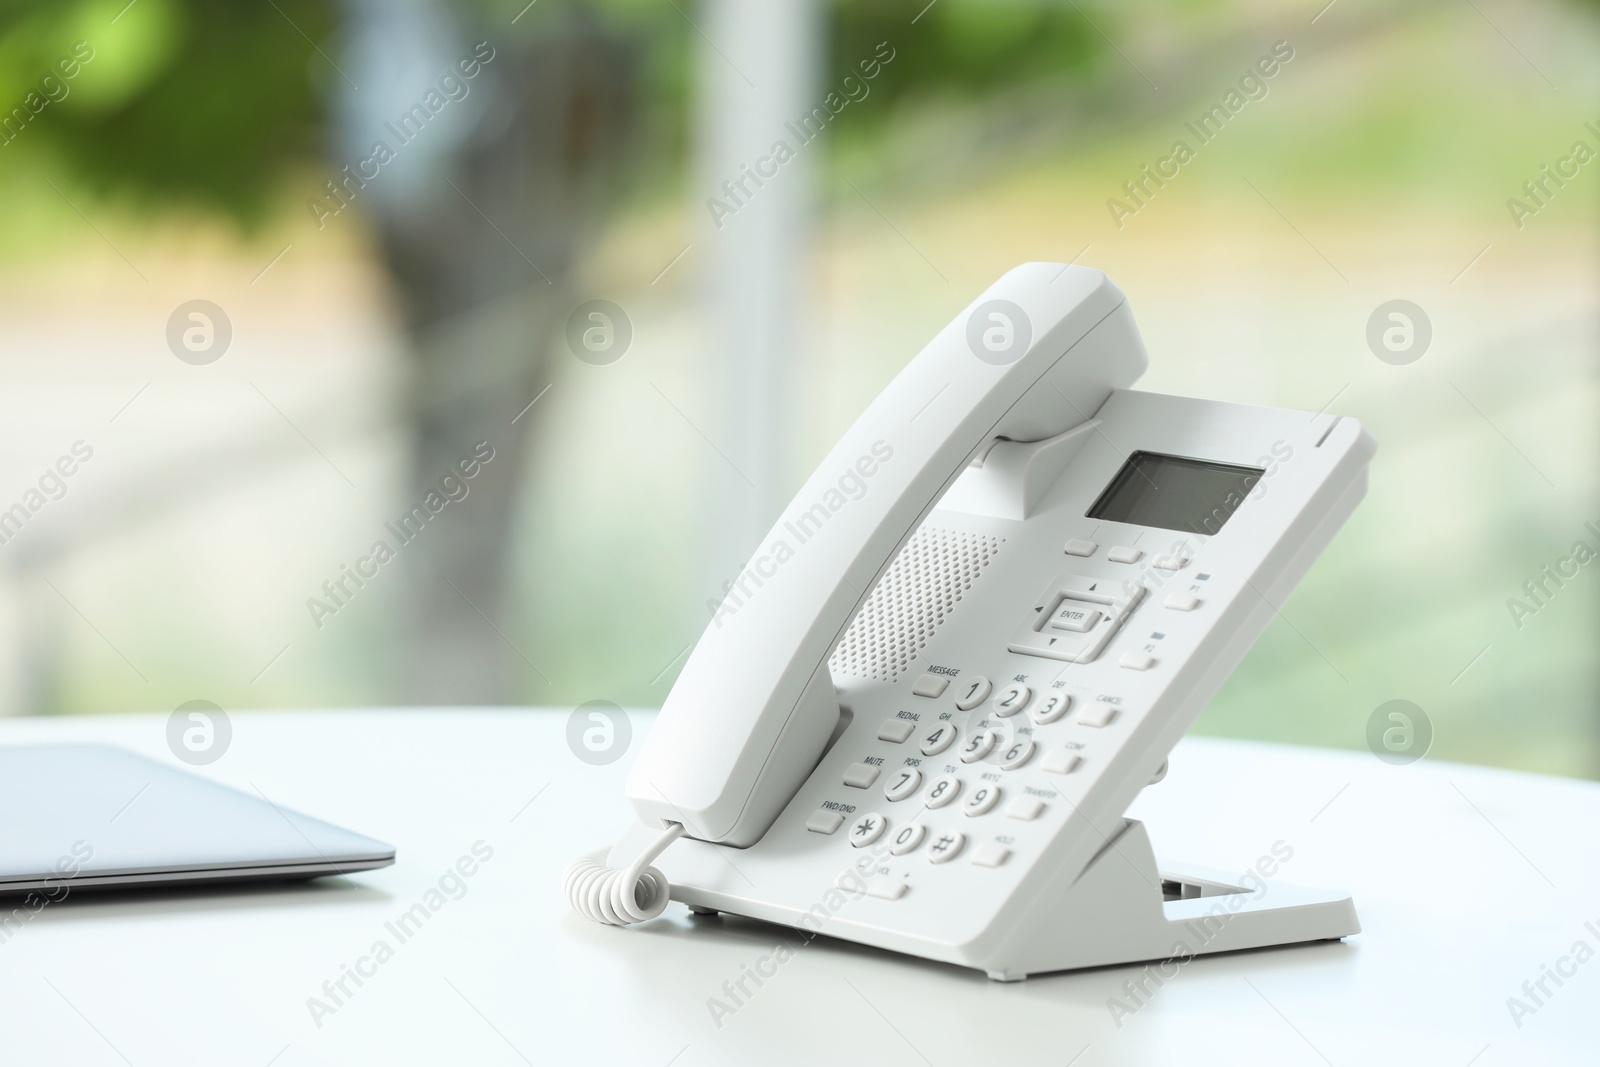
[848,812,888,847]
[963,783,1002,816]
[924,774,962,808]
[971,843,1010,868]
[1064,539,1098,557]
[1119,652,1155,671]
[878,718,917,743]
[926,830,966,864]
[919,723,959,756]
[842,763,880,788]
[992,683,1032,717]
[1164,593,1200,611]
[1006,797,1045,821]
[911,672,949,698]
[952,676,992,711]
[866,878,908,900]
[1041,750,1082,774]
[806,809,846,834]
[1078,704,1119,728]
[884,768,923,802]
[1108,546,1143,563]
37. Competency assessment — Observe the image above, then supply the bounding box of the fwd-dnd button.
[806,809,846,835]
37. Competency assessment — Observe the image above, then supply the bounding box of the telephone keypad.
[849,812,887,847]
[959,729,999,763]
[842,762,880,788]
[963,784,1002,816]
[926,831,966,863]
[998,738,1035,770]
[925,775,961,808]
[952,676,992,710]
[919,723,958,756]
[992,683,1031,717]
[884,768,923,802]
[1030,692,1070,724]
[888,822,926,856]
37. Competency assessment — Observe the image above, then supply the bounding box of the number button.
[959,729,999,763]
[953,676,992,711]
[884,768,923,802]
[925,774,962,809]
[993,683,1031,717]
[926,830,966,864]
[998,738,1035,770]
[849,812,888,847]
[963,784,1002,817]
[888,822,926,856]
[1030,692,1070,724]
[919,723,958,756]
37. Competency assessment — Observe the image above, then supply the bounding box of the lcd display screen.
[1086,451,1265,534]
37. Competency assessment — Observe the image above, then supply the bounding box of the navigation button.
[1048,602,1101,633]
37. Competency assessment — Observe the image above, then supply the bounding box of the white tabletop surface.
[0,709,1594,1067]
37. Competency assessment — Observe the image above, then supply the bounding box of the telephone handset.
[567,264,1373,980]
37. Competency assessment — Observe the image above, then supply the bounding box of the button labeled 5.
[959,729,1000,763]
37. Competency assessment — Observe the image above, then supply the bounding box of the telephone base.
[628,817,1358,981]
[977,819,1359,980]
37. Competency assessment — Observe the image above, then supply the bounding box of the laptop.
[0,743,395,894]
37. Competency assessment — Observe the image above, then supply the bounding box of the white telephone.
[566,263,1371,981]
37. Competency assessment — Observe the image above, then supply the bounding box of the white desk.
[0,709,1594,1066]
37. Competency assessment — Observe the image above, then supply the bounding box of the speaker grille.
[829,527,1003,682]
